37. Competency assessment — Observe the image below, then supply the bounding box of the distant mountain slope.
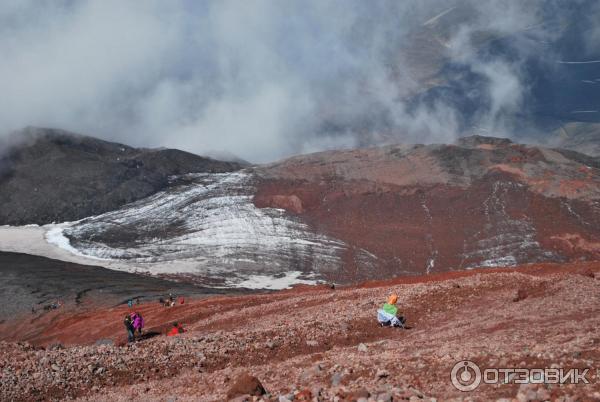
[254,136,600,279]
[553,122,600,157]
[0,127,244,225]
[48,135,600,285]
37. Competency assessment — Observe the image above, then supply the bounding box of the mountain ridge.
[0,127,245,225]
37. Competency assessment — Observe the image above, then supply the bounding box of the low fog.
[1,0,598,162]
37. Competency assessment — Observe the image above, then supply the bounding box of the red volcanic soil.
[2,261,600,401]
[254,140,600,282]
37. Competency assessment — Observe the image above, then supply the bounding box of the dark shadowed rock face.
[0,251,230,322]
[0,127,245,225]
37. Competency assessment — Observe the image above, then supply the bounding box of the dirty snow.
[41,172,346,288]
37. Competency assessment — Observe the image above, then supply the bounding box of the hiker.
[131,312,145,336]
[124,314,135,343]
[135,297,140,305]
[127,299,133,308]
[167,322,185,336]
[377,294,406,328]
[179,296,185,305]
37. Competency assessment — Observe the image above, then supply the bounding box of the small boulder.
[349,387,370,400]
[376,392,392,402]
[331,373,343,386]
[295,389,312,401]
[513,288,528,302]
[226,373,267,399]
[357,343,368,352]
[228,395,251,402]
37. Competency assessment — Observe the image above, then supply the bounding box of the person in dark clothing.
[124,314,135,343]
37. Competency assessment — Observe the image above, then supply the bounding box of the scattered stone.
[376,392,392,402]
[229,395,251,402]
[226,373,267,399]
[376,369,389,379]
[357,343,368,352]
[349,387,370,400]
[306,340,318,347]
[536,387,551,400]
[295,389,312,401]
[331,373,343,386]
[513,288,528,302]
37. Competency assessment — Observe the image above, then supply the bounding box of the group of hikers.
[127,298,140,308]
[122,292,405,343]
[32,299,63,314]
[123,295,187,343]
[159,293,184,307]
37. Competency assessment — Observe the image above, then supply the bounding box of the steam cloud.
[0,0,595,162]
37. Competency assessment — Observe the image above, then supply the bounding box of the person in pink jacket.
[131,312,144,336]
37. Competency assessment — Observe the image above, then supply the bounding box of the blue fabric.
[377,309,403,327]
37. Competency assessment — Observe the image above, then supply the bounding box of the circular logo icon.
[451,360,482,391]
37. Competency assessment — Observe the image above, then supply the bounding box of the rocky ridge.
[0,127,244,225]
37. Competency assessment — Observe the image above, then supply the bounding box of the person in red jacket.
[167,322,185,336]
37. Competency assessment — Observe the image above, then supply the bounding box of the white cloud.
[0,0,590,162]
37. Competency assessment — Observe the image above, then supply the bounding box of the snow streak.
[55,171,347,288]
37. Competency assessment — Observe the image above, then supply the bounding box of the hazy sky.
[0,0,595,162]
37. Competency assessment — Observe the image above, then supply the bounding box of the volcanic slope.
[1,262,599,401]
[254,136,600,280]
[0,127,244,225]
[37,135,600,286]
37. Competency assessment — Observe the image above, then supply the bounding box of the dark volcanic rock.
[0,251,228,322]
[0,127,244,225]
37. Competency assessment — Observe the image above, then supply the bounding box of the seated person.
[377,294,406,327]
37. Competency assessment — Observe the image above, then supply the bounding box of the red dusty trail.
[2,260,599,347]
[2,261,600,401]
